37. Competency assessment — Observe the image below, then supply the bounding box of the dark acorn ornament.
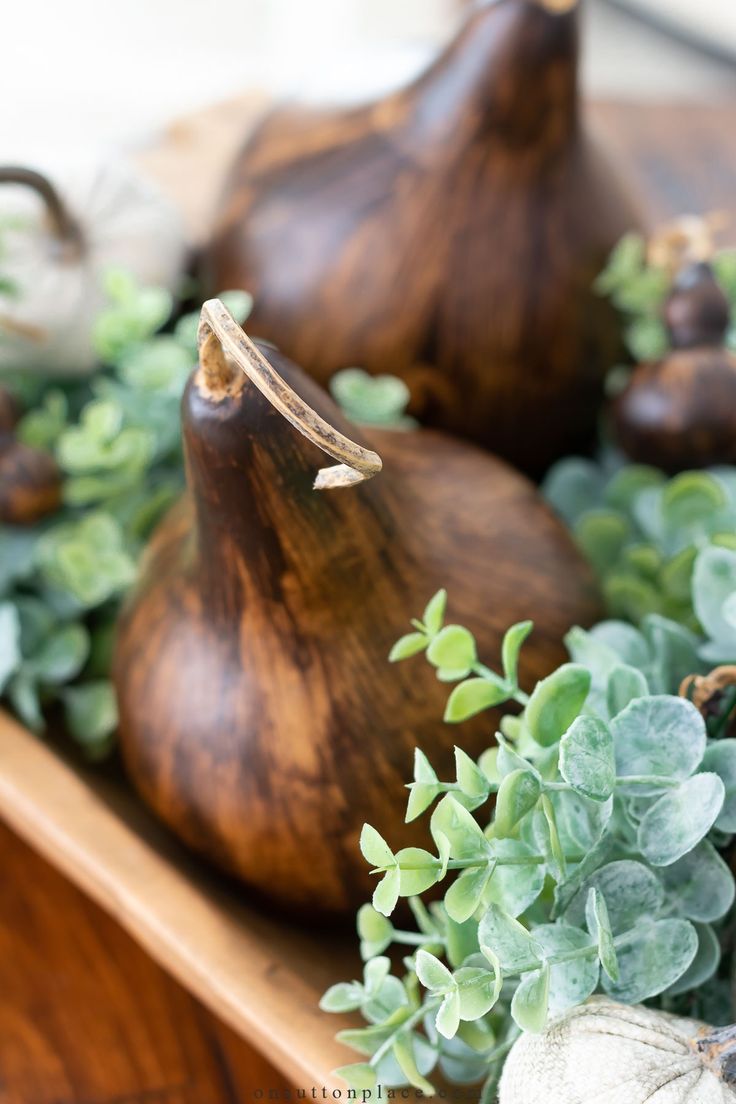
[613,217,736,473]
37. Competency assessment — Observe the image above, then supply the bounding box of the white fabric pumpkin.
[0,159,186,376]
[499,998,736,1104]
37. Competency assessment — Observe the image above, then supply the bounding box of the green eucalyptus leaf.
[454,966,501,1021]
[445,864,493,924]
[423,590,447,636]
[495,769,541,835]
[360,824,395,869]
[606,664,649,717]
[415,950,453,993]
[532,924,599,1013]
[479,905,540,973]
[431,796,488,860]
[659,840,735,923]
[454,747,490,801]
[396,848,440,896]
[664,922,720,997]
[320,982,365,1013]
[511,962,550,1033]
[357,905,394,958]
[393,1034,436,1094]
[426,626,477,676]
[564,861,664,935]
[502,621,533,687]
[334,1064,377,1092]
[701,739,736,831]
[543,458,605,526]
[436,988,461,1040]
[389,632,428,662]
[586,888,619,982]
[444,677,509,723]
[373,866,401,917]
[484,838,545,918]
[638,773,725,866]
[611,696,706,794]
[30,623,90,685]
[559,715,615,801]
[602,919,697,1004]
[526,665,591,748]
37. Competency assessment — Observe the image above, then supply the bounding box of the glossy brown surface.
[613,346,736,472]
[0,815,293,1104]
[114,340,600,918]
[0,435,62,525]
[203,0,639,477]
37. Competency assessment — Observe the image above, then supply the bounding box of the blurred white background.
[2,0,735,162]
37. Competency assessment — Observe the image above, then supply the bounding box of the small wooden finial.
[196,299,383,491]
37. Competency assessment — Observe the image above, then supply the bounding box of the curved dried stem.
[0,166,84,258]
[197,298,383,491]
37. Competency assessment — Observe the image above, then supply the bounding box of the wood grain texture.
[0,814,296,1104]
[201,0,640,477]
[114,336,600,918]
[0,707,360,1092]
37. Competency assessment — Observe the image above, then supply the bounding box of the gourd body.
[0,160,185,376]
[613,347,736,472]
[203,0,639,476]
[114,344,600,918]
[500,999,733,1103]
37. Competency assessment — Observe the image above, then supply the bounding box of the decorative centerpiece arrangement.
[2,7,736,1103]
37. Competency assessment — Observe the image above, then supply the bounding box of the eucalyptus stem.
[369,997,442,1069]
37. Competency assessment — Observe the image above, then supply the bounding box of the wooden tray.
[0,709,359,1091]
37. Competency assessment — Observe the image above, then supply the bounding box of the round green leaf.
[638,773,725,867]
[445,865,492,924]
[606,664,648,718]
[658,839,735,923]
[701,740,736,832]
[559,715,615,801]
[564,861,664,935]
[396,848,440,896]
[495,769,541,835]
[665,923,720,997]
[511,962,550,1034]
[602,918,697,1004]
[532,924,599,1013]
[479,905,540,973]
[611,696,706,794]
[444,677,509,723]
[526,665,591,749]
[426,626,477,676]
[484,838,545,918]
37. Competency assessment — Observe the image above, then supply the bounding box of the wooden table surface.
[3,98,736,1103]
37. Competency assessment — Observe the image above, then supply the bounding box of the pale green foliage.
[330,367,415,429]
[544,460,736,654]
[0,269,253,754]
[323,591,736,1097]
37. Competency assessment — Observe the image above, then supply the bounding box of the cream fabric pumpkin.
[499,998,736,1103]
[0,159,186,376]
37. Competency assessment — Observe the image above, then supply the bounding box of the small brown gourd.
[202,0,639,477]
[0,433,61,525]
[613,246,736,473]
[113,301,600,919]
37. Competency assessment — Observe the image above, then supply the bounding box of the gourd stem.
[197,299,383,491]
[0,166,84,256]
[690,1024,736,1088]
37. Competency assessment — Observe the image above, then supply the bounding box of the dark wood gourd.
[613,260,736,472]
[202,0,639,477]
[113,301,600,919]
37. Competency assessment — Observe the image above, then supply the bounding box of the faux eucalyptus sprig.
[323,591,736,1099]
[544,461,736,648]
[0,270,252,754]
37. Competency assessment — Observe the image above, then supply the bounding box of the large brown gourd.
[202,0,639,476]
[113,301,600,919]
